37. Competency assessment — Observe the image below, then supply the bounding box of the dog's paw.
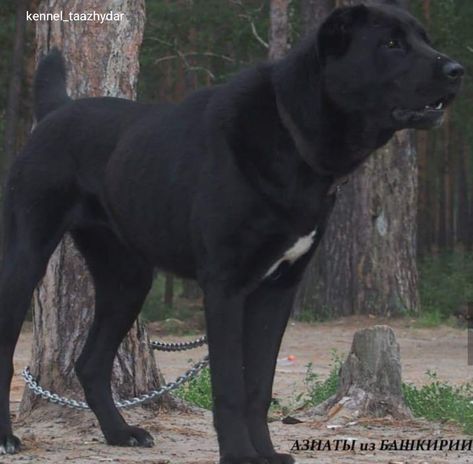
[0,433,21,454]
[105,426,154,447]
[263,453,295,464]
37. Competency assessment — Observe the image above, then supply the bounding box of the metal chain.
[150,335,207,352]
[22,355,209,410]
[21,335,209,410]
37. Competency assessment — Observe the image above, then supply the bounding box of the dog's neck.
[271,49,395,179]
[277,95,394,177]
[275,95,334,177]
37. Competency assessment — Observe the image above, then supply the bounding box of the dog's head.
[318,1,464,130]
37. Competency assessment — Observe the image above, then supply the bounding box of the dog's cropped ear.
[317,5,368,64]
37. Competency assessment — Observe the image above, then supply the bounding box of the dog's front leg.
[204,284,268,464]
[243,281,297,464]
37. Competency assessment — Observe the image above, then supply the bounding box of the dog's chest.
[264,228,317,279]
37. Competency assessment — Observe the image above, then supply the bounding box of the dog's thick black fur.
[0,2,463,462]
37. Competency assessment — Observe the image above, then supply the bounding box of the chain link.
[22,336,209,410]
[150,335,207,352]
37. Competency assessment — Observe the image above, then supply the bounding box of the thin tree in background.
[21,0,168,416]
[269,0,289,60]
[296,0,419,318]
[300,0,332,34]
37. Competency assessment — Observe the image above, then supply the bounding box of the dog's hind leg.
[70,227,154,447]
[242,280,297,464]
[0,185,74,454]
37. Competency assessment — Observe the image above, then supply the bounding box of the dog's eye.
[383,39,402,49]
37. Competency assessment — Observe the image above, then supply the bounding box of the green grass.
[297,304,333,323]
[171,349,473,436]
[174,365,213,410]
[403,371,473,434]
[173,353,344,414]
[412,308,446,328]
[302,353,342,407]
[301,359,473,435]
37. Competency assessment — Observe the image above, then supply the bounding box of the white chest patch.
[264,228,317,279]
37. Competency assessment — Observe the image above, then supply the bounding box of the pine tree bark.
[4,0,27,170]
[21,0,168,415]
[295,0,418,318]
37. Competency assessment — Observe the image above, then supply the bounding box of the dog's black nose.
[443,61,465,81]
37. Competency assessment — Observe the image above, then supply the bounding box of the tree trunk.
[469,178,473,252]
[416,130,430,256]
[422,0,431,26]
[301,0,332,35]
[164,274,174,308]
[456,134,470,250]
[4,0,27,171]
[295,0,418,318]
[269,0,290,60]
[181,279,202,300]
[21,0,168,416]
[439,110,453,250]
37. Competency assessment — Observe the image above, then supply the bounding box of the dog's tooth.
[436,102,443,110]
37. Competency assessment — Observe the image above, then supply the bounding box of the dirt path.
[4,316,473,463]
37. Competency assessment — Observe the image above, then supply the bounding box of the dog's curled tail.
[34,48,71,122]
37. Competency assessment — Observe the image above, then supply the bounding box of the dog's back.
[9,51,157,210]
[7,50,215,273]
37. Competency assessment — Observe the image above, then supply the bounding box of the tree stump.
[307,326,412,422]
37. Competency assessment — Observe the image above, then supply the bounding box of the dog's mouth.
[392,94,454,129]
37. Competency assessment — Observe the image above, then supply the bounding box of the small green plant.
[298,304,333,323]
[268,396,293,419]
[174,365,213,410]
[403,371,473,434]
[412,308,445,328]
[173,356,473,437]
[174,353,344,413]
[302,352,343,407]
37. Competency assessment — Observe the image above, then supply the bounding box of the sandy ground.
[4,316,473,463]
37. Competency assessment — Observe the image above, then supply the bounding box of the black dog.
[0,2,463,463]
